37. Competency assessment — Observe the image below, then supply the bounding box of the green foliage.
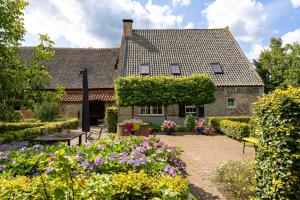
[214,160,255,200]
[0,121,45,133]
[175,125,187,132]
[207,116,252,132]
[0,106,22,122]
[0,118,78,144]
[146,121,161,132]
[0,136,192,199]
[105,107,118,133]
[115,74,215,106]
[254,38,300,93]
[254,86,300,199]
[0,0,55,121]
[219,120,252,140]
[184,114,195,132]
[32,86,66,122]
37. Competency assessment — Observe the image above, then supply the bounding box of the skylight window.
[139,64,150,75]
[211,63,223,74]
[170,64,181,75]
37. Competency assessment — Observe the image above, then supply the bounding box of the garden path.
[157,134,255,200]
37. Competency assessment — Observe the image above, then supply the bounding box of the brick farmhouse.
[20,19,264,125]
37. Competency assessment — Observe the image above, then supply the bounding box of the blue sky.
[23,0,300,61]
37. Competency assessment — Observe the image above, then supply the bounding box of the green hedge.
[0,118,78,144]
[0,122,45,133]
[115,74,215,106]
[207,116,252,132]
[219,120,252,140]
[254,87,300,199]
[105,107,118,133]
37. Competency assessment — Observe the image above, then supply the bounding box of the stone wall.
[118,86,264,124]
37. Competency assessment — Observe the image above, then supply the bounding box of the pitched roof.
[119,28,264,86]
[62,89,115,102]
[19,47,120,89]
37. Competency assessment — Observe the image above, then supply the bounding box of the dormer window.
[170,64,180,75]
[139,64,149,75]
[211,63,223,74]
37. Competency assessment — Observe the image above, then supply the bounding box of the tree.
[0,0,55,121]
[254,38,300,93]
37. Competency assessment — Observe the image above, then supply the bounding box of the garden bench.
[242,137,259,154]
[33,131,87,146]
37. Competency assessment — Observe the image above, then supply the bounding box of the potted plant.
[195,118,205,134]
[55,124,64,137]
[203,126,215,135]
[162,120,176,135]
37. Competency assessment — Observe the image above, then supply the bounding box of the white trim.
[139,105,164,116]
[185,105,197,115]
[227,97,236,108]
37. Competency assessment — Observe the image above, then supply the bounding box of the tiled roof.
[62,89,115,102]
[19,47,120,89]
[120,28,264,86]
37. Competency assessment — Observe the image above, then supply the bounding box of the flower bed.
[0,135,193,199]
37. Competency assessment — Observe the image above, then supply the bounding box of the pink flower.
[162,120,176,129]
[195,118,205,129]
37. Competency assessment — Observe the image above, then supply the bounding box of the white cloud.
[202,0,267,42]
[172,0,191,7]
[282,29,300,45]
[23,0,183,47]
[291,0,300,8]
[247,43,269,61]
[183,22,195,29]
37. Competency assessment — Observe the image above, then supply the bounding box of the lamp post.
[80,68,90,132]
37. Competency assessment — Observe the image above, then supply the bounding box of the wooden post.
[131,106,134,119]
[164,105,168,120]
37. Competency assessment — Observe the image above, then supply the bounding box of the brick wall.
[118,86,264,121]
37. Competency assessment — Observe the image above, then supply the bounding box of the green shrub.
[0,121,45,133]
[146,121,161,132]
[184,114,195,132]
[33,97,59,122]
[219,120,252,140]
[0,106,22,122]
[254,87,300,199]
[207,116,252,132]
[0,118,78,144]
[175,125,187,132]
[214,160,255,200]
[105,107,118,133]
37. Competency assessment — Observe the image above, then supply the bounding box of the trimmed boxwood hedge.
[0,118,78,144]
[219,120,252,140]
[105,107,118,133]
[207,116,252,133]
[0,122,45,133]
[254,87,300,199]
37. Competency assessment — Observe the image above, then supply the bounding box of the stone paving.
[157,134,255,200]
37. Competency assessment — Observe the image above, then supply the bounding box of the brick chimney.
[123,19,133,39]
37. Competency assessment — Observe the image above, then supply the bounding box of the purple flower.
[12,160,17,165]
[0,155,8,161]
[108,152,117,159]
[97,144,106,150]
[0,164,6,171]
[81,161,94,170]
[19,147,28,152]
[163,166,177,176]
[94,157,105,166]
[76,152,85,156]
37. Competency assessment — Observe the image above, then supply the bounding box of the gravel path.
[157,134,255,200]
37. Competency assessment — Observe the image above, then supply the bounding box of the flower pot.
[165,129,173,135]
[196,128,204,134]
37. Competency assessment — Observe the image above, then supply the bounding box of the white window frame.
[227,97,236,108]
[139,64,150,75]
[140,105,164,116]
[170,64,181,75]
[185,105,197,116]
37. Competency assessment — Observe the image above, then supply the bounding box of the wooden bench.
[242,137,259,154]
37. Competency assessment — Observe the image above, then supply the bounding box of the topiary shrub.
[254,86,300,199]
[184,114,195,132]
[219,120,252,140]
[105,107,118,133]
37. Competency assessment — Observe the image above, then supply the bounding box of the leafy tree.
[0,0,55,121]
[254,38,300,93]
